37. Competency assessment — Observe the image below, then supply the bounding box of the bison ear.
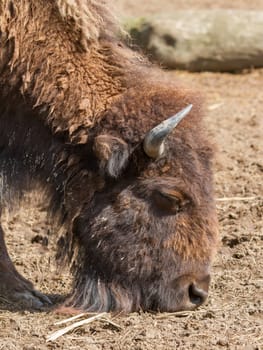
[93,135,129,178]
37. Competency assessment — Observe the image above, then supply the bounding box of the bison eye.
[153,189,188,214]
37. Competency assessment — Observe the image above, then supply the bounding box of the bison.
[0,0,219,312]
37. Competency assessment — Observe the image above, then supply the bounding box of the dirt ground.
[0,1,262,349]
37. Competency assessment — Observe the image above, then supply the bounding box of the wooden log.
[124,10,263,72]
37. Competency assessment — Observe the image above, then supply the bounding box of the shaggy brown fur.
[0,0,219,312]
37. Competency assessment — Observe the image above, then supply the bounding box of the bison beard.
[0,0,219,312]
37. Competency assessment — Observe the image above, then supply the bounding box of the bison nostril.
[188,283,208,306]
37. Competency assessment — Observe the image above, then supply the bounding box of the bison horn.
[143,104,193,158]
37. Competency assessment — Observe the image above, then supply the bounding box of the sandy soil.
[0,1,262,349]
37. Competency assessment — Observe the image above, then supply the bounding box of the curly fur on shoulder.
[55,0,118,45]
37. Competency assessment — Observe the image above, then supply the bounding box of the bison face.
[69,106,219,313]
[72,175,217,312]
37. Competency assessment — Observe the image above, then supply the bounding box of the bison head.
[66,94,219,313]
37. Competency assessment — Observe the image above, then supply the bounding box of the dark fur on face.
[0,0,219,312]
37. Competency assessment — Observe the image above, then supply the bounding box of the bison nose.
[170,274,210,311]
[188,283,208,306]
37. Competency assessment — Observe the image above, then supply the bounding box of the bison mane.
[55,0,119,46]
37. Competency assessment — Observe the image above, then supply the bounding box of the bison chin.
[63,269,210,313]
[63,274,136,312]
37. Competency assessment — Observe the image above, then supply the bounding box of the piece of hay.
[216,196,259,202]
[47,312,123,342]
[46,312,107,342]
[54,312,88,325]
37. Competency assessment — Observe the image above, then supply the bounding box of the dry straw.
[47,312,122,342]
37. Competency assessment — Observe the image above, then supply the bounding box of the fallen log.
[124,10,263,72]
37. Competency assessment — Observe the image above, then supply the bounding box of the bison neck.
[0,95,98,219]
